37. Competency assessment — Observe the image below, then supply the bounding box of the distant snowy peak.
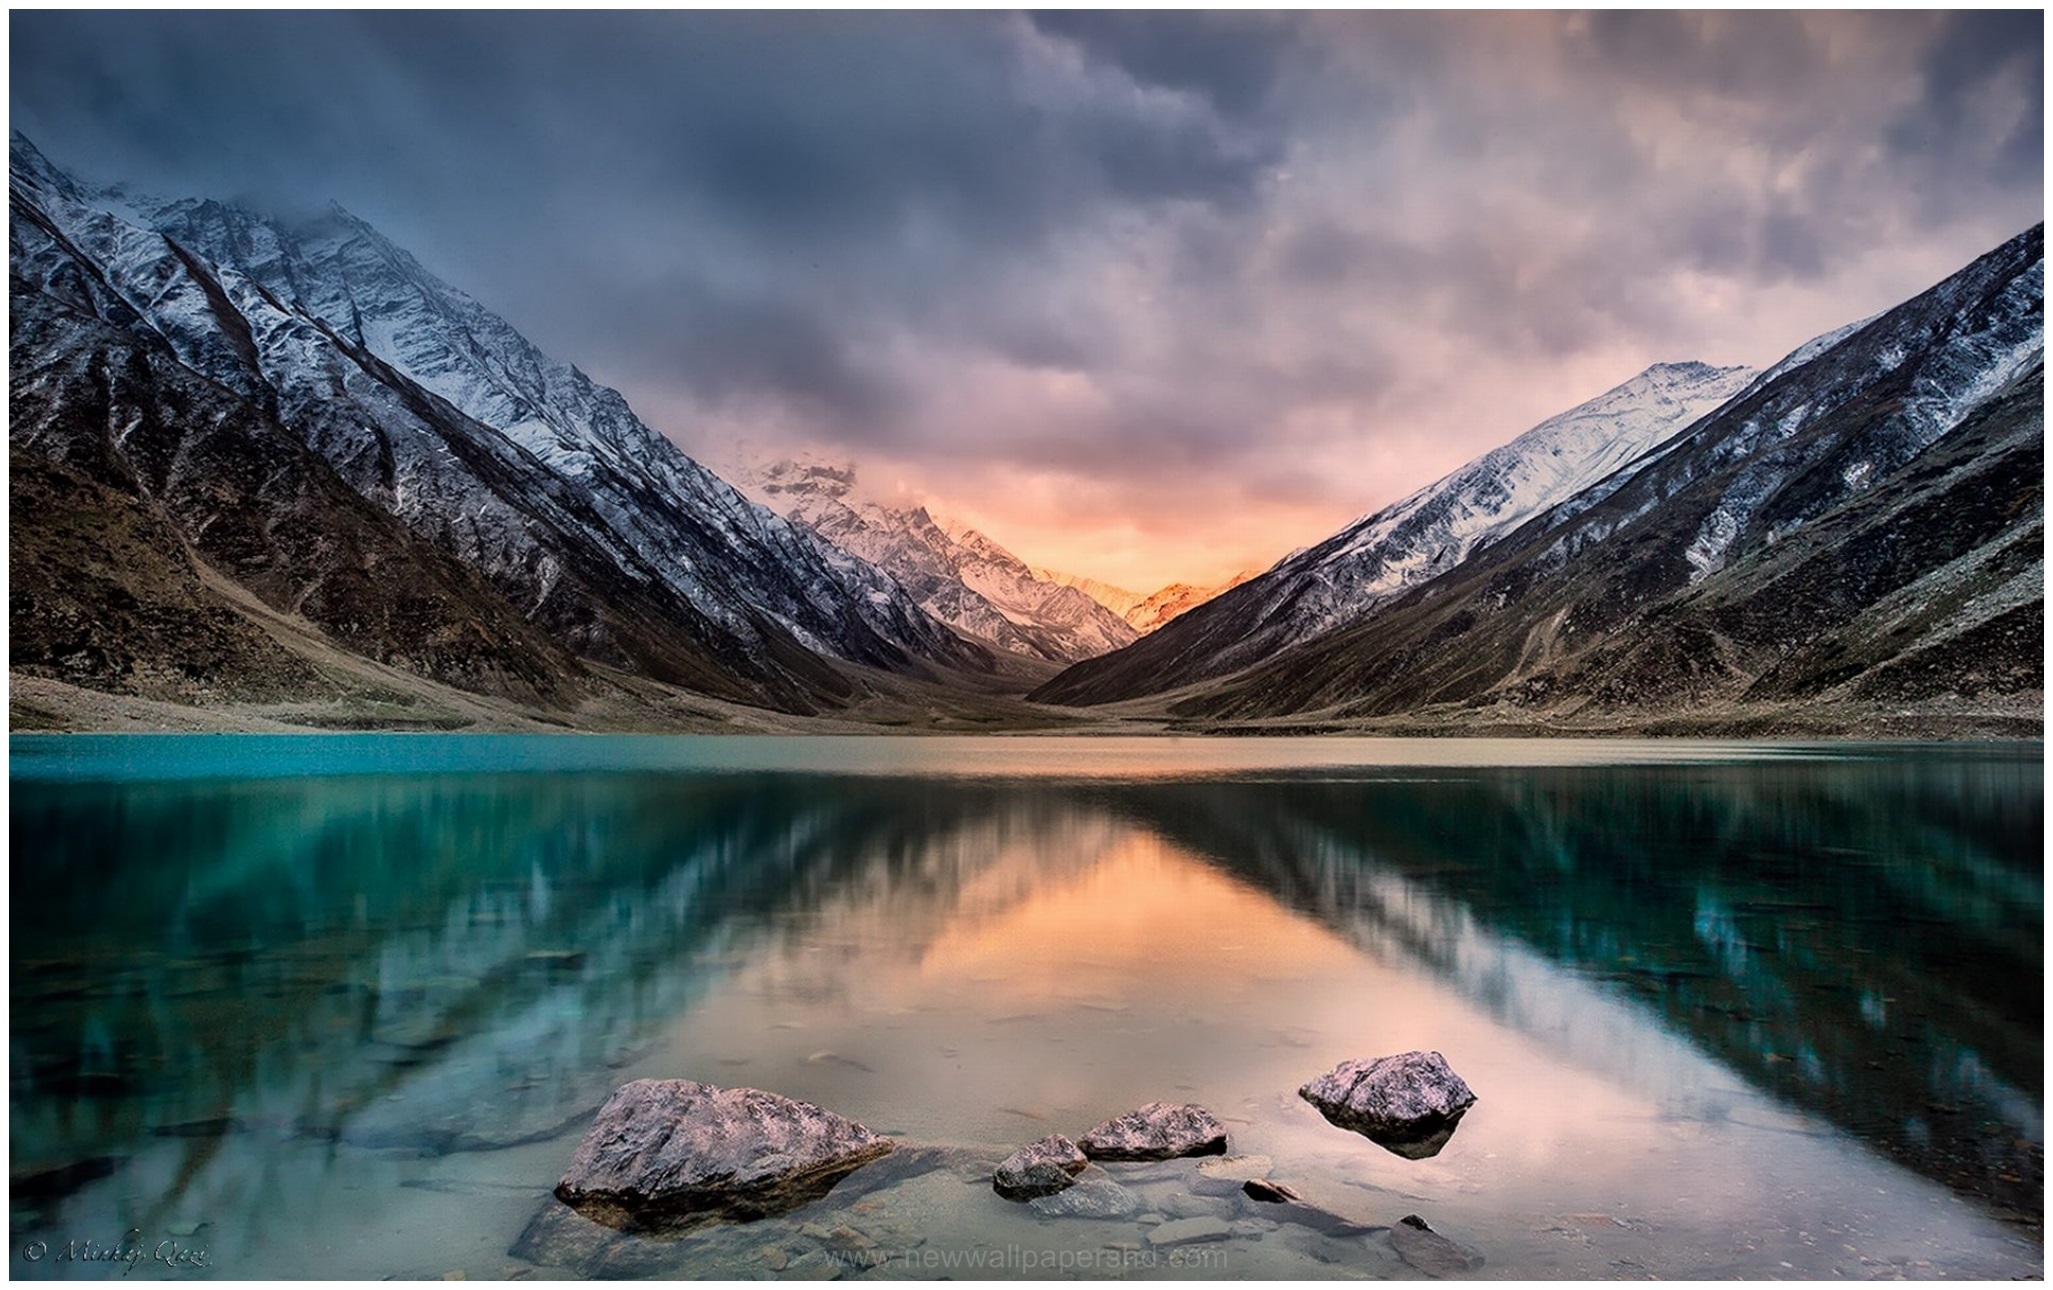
[1032,568,1149,619]
[1028,566,1259,634]
[1125,573,1259,633]
[752,457,860,503]
[744,459,1138,664]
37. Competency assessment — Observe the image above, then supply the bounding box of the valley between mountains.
[8,134,2042,737]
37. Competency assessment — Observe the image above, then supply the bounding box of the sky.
[10,11,2044,592]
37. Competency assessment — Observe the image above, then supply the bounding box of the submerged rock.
[1158,1191,1234,1220]
[1028,1176,1145,1220]
[554,1080,893,1232]
[1242,1178,1301,1204]
[1245,1178,1383,1237]
[508,1199,621,1275]
[993,1134,1089,1201]
[1191,1154,1275,1196]
[1078,1102,1228,1161]
[1144,1216,1233,1248]
[1299,1051,1476,1159]
[1389,1214,1484,1277]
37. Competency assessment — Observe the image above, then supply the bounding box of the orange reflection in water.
[916,831,1365,1008]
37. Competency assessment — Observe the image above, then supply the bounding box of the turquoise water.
[9,736,2042,1279]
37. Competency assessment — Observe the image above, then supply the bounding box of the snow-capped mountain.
[9,134,985,715]
[1035,360,1758,700]
[1298,361,1759,604]
[745,460,1137,664]
[1033,567,1259,634]
[1030,568,1150,621]
[1039,224,2043,725]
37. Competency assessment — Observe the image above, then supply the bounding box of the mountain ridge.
[1035,223,2043,729]
[742,458,1137,665]
[9,130,2039,736]
[9,133,993,721]
[1031,358,1765,704]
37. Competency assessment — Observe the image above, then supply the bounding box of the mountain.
[10,134,989,722]
[1034,359,1760,703]
[1035,566,1260,634]
[744,459,1137,665]
[1037,225,2043,732]
[1124,573,1259,634]
[1030,568,1149,621]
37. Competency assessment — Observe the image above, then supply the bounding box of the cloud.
[10,11,2042,588]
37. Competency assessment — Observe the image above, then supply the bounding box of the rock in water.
[1389,1214,1483,1277]
[508,1199,621,1275]
[992,1134,1089,1200]
[1242,1178,1302,1204]
[554,1080,893,1231]
[1028,1177,1145,1220]
[1077,1102,1228,1161]
[1144,1217,1233,1248]
[1299,1051,1476,1159]
[1244,1179,1382,1237]
[1191,1154,1275,1196]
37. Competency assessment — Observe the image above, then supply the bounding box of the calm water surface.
[9,736,2043,1280]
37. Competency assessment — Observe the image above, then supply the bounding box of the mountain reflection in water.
[9,739,2041,1278]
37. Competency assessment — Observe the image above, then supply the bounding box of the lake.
[8,736,2042,1280]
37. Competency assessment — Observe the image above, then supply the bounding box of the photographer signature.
[19,1228,211,1273]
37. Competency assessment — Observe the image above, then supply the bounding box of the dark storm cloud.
[1027,11,1302,121]
[11,10,1282,439]
[8,11,2043,586]
[1887,11,2044,206]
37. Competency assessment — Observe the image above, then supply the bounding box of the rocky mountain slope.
[746,459,1136,664]
[1037,225,2044,729]
[1035,360,1761,702]
[10,134,989,719]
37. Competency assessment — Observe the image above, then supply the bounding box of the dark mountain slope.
[10,133,990,718]
[12,281,591,708]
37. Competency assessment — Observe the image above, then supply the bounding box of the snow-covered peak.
[1031,568,1148,619]
[749,457,861,503]
[745,458,1139,663]
[12,133,983,688]
[1295,359,1758,588]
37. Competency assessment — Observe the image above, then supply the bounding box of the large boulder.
[992,1134,1089,1200]
[554,1080,894,1231]
[1299,1051,1476,1159]
[1077,1102,1228,1161]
